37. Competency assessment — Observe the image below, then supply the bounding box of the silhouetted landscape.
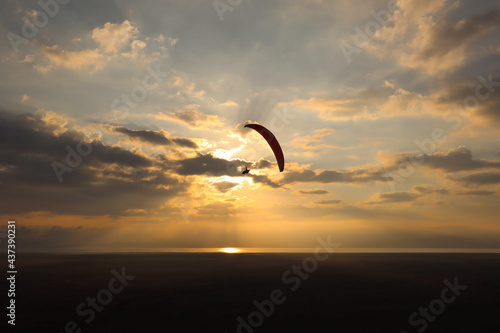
[9,253,500,332]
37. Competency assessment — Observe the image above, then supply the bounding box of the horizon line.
[14,247,500,254]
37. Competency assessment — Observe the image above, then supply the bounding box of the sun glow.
[213,145,245,160]
[210,175,247,187]
[220,247,241,253]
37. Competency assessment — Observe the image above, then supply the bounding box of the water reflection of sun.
[220,247,241,253]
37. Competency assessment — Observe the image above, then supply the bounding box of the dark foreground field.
[5,253,500,332]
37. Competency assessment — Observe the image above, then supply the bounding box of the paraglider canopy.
[244,123,285,172]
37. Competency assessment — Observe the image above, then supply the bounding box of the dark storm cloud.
[114,126,198,148]
[0,111,185,215]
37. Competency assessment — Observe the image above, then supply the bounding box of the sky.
[0,0,499,250]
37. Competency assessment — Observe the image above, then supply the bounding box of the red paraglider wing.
[244,123,285,172]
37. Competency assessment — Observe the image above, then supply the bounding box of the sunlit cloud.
[156,105,224,130]
[41,45,103,71]
[91,20,139,54]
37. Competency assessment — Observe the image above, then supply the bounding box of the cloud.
[41,45,103,71]
[156,105,224,130]
[176,154,418,189]
[91,20,139,54]
[34,19,171,73]
[459,190,496,196]
[281,167,391,185]
[370,191,421,204]
[394,147,500,172]
[251,159,273,169]
[452,172,500,185]
[0,110,184,216]
[295,189,331,195]
[414,10,500,64]
[248,173,281,188]
[402,9,500,74]
[292,128,335,149]
[475,73,500,124]
[434,71,500,125]
[290,97,366,121]
[232,121,255,138]
[212,181,239,193]
[412,184,449,195]
[287,83,429,121]
[220,100,239,107]
[88,141,153,168]
[313,199,343,205]
[174,153,271,177]
[113,127,197,148]
[422,147,500,171]
[366,1,500,75]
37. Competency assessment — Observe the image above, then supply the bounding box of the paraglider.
[244,123,285,172]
